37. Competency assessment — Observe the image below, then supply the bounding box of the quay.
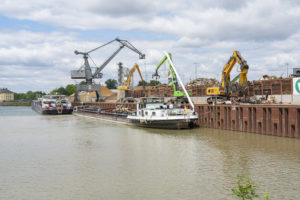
[73,102,300,138]
[195,104,300,138]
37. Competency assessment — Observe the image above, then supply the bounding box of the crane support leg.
[74,83,102,102]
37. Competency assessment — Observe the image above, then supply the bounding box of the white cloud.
[1,0,300,40]
[1,0,300,92]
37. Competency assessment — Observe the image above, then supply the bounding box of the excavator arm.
[152,53,190,97]
[206,50,249,103]
[152,53,178,92]
[235,51,249,86]
[220,50,249,94]
[118,64,144,90]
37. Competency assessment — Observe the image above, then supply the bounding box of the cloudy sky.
[1,0,300,92]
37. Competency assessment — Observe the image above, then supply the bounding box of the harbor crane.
[71,38,145,102]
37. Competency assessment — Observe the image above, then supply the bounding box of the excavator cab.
[206,50,249,104]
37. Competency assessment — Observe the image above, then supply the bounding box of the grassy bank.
[0,101,31,106]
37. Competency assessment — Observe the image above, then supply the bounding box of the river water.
[0,106,299,200]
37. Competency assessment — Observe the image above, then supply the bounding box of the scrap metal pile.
[187,78,219,86]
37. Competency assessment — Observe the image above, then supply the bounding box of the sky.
[1,0,300,93]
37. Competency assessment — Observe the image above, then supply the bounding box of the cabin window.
[152,112,156,116]
[139,111,141,115]
[145,111,148,116]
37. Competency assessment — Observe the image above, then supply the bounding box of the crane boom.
[93,45,125,78]
[116,38,145,59]
[71,38,145,102]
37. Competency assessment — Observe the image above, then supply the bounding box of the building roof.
[0,88,13,94]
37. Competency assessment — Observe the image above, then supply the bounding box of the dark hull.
[129,119,197,129]
[74,107,197,129]
[41,109,73,114]
[32,104,73,115]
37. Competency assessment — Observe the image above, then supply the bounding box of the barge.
[73,52,198,129]
[74,97,198,129]
[32,95,73,114]
[74,106,130,124]
[128,97,198,129]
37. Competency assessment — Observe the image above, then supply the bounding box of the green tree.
[14,91,46,100]
[26,91,36,100]
[34,91,46,98]
[50,87,67,95]
[14,93,26,100]
[49,84,75,96]
[105,79,117,89]
[232,175,259,200]
[65,84,76,96]
[57,87,68,95]
[49,88,58,95]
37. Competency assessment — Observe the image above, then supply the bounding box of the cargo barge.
[127,97,198,129]
[74,97,198,129]
[74,106,131,124]
[32,95,73,114]
[73,52,198,129]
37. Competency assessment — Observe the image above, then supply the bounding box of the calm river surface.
[0,106,300,200]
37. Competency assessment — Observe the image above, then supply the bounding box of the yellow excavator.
[206,50,249,104]
[118,63,144,91]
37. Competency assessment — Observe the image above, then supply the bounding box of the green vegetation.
[137,80,161,86]
[13,84,75,102]
[0,101,31,106]
[264,190,269,200]
[14,91,46,101]
[232,175,270,200]
[105,79,117,89]
[232,175,259,200]
[49,84,75,96]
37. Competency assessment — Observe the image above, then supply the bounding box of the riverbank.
[0,106,299,200]
[0,101,31,106]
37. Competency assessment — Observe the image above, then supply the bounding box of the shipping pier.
[73,102,300,138]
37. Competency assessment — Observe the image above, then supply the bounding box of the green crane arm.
[152,53,190,97]
[152,53,178,92]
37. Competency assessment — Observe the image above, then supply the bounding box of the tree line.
[14,84,76,101]
[14,79,161,101]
